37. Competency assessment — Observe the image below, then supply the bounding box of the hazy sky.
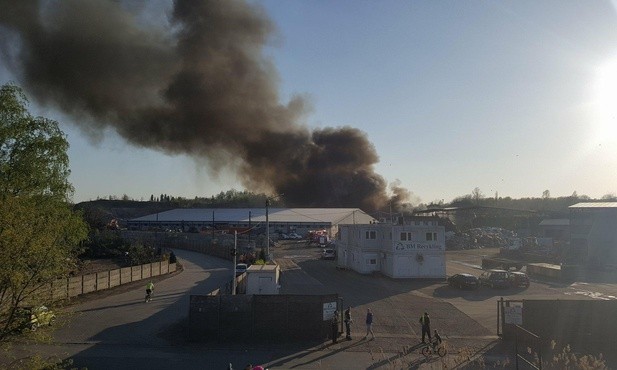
[2,0,617,205]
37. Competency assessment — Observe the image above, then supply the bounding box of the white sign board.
[504,306,523,325]
[323,302,337,321]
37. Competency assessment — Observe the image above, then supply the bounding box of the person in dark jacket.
[344,306,353,340]
[331,311,340,343]
[364,308,375,339]
[419,312,431,343]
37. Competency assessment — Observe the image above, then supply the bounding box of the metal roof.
[129,208,376,224]
[538,219,569,226]
[569,202,617,209]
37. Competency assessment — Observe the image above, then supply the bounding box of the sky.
[1,0,617,205]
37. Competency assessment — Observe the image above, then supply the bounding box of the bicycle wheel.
[421,346,431,357]
[437,346,447,357]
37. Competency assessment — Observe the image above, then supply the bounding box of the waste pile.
[446,227,517,250]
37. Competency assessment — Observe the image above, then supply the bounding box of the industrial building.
[569,202,617,268]
[334,220,446,279]
[127,208,377,237]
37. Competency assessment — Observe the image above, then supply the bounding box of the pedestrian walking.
[344,306,353,340]
[419,312,431,343]
[331,310,340,344]
[364,308,375,339]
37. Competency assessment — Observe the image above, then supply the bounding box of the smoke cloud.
[0,0,414,212]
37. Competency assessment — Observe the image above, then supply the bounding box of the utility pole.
[248,210,252,246]
[232,231,237,295]
[266,198,270,261]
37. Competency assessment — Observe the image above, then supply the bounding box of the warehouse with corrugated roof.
[569,202,617,268]
[127,208,377,237]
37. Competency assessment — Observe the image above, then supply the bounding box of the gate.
[497,297,523,337]
[514,324,542,370]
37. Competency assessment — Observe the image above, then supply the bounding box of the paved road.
[5,244,616,369]
[1,249,239,369]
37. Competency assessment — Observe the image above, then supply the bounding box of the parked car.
[447,273,480,290]
[479,269,510,288]
[235,263,248,276]
[13,306,56,332]
[322,248,336,260]
[509,271,530,288]
[288,232,302,239]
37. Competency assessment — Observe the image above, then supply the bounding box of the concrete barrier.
[52,260,174,301]
[120,267,131,285]
[142,264,151,279]
[52,278,68,300]
[109,269,120,288]
[96,271,109,291]
[151,262,161,277]
[131,266,141,281]
[68,276,82,297]
[83,273,97,294]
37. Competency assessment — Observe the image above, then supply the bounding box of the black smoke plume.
[0,0,413,212]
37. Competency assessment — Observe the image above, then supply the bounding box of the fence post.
[497,297,503,336]
[515,327,519,369]
[538,339,542,370]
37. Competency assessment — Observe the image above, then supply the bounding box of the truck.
[481,256,525,271]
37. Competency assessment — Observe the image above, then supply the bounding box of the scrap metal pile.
[446,227,517,250]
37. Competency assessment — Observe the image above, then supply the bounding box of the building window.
[365,230,376,239]
[401,232,413,241]
[368,259,377,265]
[426,232,437,241]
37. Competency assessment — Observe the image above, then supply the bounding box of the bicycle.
[145,290,153,303]
[421,340,447,358]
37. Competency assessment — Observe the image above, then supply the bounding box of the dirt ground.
[75,258,125,275]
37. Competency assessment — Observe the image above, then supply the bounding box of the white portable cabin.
[246,264,281,295]
[336,223,445,279]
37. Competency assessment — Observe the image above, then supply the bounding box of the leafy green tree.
[0,83,87,339]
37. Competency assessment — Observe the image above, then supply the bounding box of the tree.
[542,190,550,199]
[471,187,483,205]
[0,83,87,339]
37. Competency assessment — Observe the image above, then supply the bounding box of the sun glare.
[593,59,617,142]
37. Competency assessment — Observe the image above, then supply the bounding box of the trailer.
[481,256,524,271]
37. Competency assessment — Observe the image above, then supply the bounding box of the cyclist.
[432,329,442,349]
[145,281,154,302]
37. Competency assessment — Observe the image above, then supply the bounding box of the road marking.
[564,290,617,300]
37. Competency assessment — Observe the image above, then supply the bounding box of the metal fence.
[514,324,542,370]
